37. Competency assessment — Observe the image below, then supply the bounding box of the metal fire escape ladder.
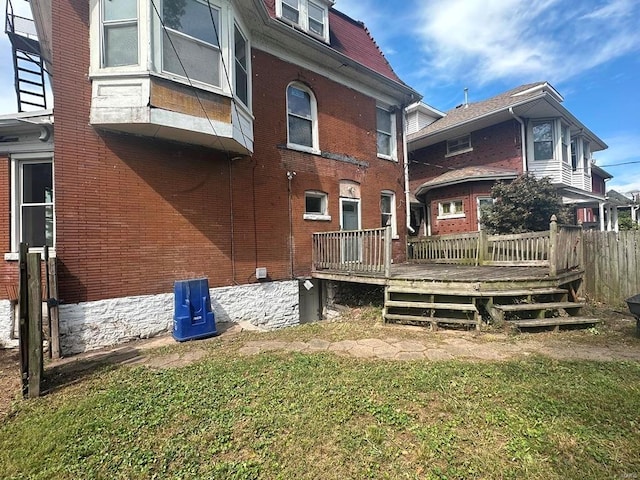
[5,0,47,112]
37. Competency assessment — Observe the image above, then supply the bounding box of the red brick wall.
[9,0,407,304]
[409,120,523,194]
[0,156,19,300]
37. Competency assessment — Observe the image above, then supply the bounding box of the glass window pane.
[533,122,552,141]
[287,86,311,118]
[534,141,553,160]
[377,108,391,133]
[22,205,53,247]
[163,30,220,86]
[235,65,248,105]
[380,195,391,214]
[289,116,312,147]
[22,163,52,203]
[377,132,391,156]
[104,0,137,21]
[308,2,324,35]
[105,24,138,67]
[306,195,322,213]
[164,0,219,46]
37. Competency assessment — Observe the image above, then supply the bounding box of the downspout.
[402,107,414,234]
[509,107,527,172]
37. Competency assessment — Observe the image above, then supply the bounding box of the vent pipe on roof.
[464,88,469,108]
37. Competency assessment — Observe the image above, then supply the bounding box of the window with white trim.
[376,107,396,160]
[583,140,591,173]
[102,0,139,67]
[304,191,330,220]
[380,191,397,237]
[161,0,221,87]
[446,134,471,156]
[13,158,55,250]
[234,23,249,107]
[561,124,570,164]
[287,83,319,152]
[438,199,464,219]
[276,0,330,42]
[532,121,553,161]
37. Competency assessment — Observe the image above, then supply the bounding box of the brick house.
[0,0,419,352]
[407,82,612,236]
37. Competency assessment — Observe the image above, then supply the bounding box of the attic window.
[446,134,472,156]
[276,0,329,42]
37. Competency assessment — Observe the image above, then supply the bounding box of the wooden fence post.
[549,215,558,277]
[477,230,487,265]
[384,226,392,278]
[18,243,28,398]
[27,252,42,398]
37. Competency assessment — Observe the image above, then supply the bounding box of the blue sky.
[1,0,639,193]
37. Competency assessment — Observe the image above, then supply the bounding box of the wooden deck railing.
[312,227,392,276]
[407,216,583,276]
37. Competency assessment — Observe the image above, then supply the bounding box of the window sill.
[4,249,56,261]
[377,153,398,162]
[437,214,466,220]
[287,143,321,156]
[304,214,331,221]
[445,147,473,158]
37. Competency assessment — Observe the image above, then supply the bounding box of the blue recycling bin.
[173,278,217,342]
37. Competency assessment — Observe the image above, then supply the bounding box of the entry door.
[340,199,361,262]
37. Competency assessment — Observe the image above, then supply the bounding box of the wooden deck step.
[385,300,477,311]
[476,288,568,297]
[510,317,599,328]
[495,302,584,313]
[385,314,477,325]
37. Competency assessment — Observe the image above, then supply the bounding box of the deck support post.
[549,215,558,277]
[384,226,392,278]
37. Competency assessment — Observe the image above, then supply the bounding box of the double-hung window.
[102,0,138,67]
[532,121,553,161]
[234,24,249,107]
[380,191,397,237]
[446,135,471,156]
[376,107,395,159]
[14,158,55,249]
[162,0,221,87]
[307,1,326,37]
[287,83,318,152]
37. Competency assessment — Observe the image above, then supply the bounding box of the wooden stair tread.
[510,317,599,327]
[494,302,584,312]
[386,300,477,311]
[384,314,477,325]
[476,288,567,297]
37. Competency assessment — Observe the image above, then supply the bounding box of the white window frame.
[380,190,397,238]
[477,196,494,231]
[233,21,250,109]
[286,82,320,154]
[437,199,465,219]
[9,154,55,255]
[376,106,397,161]
[531,120,555,161]
[304,191,331,221]
[561,124,570,164]
[158,0,223,89]
[275,0,330,42]
[446,134,472,156]
[99,0,141,70]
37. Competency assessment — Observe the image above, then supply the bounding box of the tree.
[618,210,639,231]
[481,174,571,234]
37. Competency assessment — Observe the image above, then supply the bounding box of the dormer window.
[276,0,330,42]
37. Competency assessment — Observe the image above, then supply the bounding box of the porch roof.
[415,166,518,197]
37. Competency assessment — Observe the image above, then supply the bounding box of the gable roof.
[261,0,402,84]
[607,189,636,207]
[408,82,606,152]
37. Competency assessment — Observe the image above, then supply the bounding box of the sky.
[1,0,639,193]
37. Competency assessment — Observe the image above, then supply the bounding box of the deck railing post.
[477,230,487,265]
[384,226,392,278]
[549,215,558,277]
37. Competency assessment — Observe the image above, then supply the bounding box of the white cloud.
[413,0,640,86]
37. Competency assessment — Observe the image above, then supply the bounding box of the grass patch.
[1,342,639,479]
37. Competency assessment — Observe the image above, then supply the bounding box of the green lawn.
[1,323,639,479]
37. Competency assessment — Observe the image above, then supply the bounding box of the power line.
[597,160,640,167]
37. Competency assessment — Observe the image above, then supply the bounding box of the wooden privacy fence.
[407,216,582,276]
[312,227,392,276]
[582,230,640,306]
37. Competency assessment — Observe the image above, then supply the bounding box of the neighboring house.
[407,82,611,236]
[0,0,419,352]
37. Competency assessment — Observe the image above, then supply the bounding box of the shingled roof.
[415,166,519,197]
[261,0,402,83]
[409,82,558,140]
